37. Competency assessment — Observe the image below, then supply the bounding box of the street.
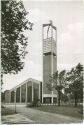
[2,104,83,124]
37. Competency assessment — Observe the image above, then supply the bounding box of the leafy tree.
[64,87,72,104]
[55,70,66,106]
[1,0,33,79]
[1,92,5,102]
[46,63,83,106]
[60,93,68,104]
[46,70,66,106]
[66,63,83,107]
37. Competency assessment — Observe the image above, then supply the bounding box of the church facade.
[4,78,42,104]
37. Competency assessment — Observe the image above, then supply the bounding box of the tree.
[55,70,66,106]
[1,92,5,102]
[66,63,83,107]
[46,70,66,106]
[1,0,33,78]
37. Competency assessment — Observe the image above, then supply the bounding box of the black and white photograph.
[1,0,84,124]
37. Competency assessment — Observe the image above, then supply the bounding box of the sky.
[3,0,84,91]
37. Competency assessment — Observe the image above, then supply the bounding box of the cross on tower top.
[43,20,56,30]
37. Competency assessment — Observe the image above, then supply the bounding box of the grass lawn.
[1,106,16,116]
[33,105,83,119]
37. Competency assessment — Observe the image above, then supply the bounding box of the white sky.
[3,0,84,91]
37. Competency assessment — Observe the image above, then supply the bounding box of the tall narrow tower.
[42,21,57,103]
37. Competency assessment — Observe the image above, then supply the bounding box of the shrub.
[26,99,41,107]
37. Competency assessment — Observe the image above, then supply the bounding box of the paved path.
[4,104,83,124]
[2,114,34,124]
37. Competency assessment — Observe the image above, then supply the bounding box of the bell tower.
[42,21,57,103]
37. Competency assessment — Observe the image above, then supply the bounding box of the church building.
[4,21,58,104]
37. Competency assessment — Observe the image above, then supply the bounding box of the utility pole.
[14,90,16,113]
